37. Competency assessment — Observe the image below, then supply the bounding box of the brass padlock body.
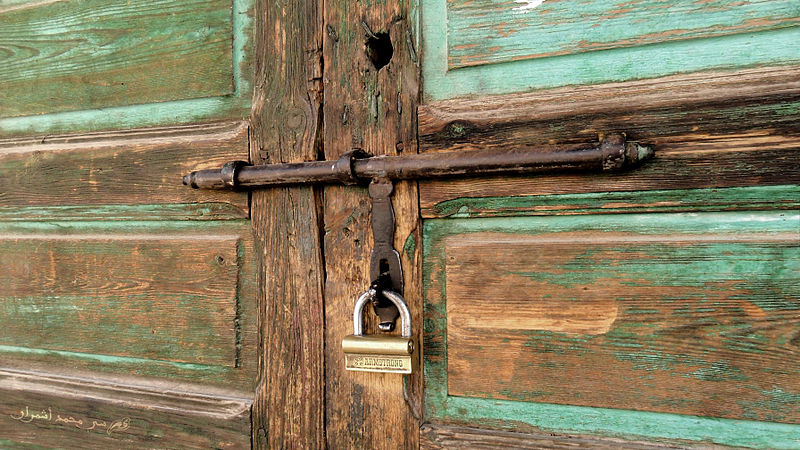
[343,289,414,374]
[342,335,413,373]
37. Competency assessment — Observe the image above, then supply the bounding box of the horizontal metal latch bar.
[183,133,653,190]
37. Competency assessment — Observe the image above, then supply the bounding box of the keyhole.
[365,32,393,70]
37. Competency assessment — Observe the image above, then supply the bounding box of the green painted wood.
[0,0,253,137]
[0,0,233,118]
[446,0,800,70]
[423,207,800,447]
[433,396,800,449]
[430,185,800,218]
[422,0,800,100]
[0,220,258,385]
[0,234,240,366]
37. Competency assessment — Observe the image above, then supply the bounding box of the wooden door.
[3,0,799,449]
[0,0,259,447]
[416,0,800,448]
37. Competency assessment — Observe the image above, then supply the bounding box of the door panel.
[0,0,253,137]
[0,0,234,118]
[442,216,799,422]
[423,210,800,446]
[0,369,252,448]
[422,0,800,100]
[444,0,799,70]
[0,1,257,445]
[0,121,249,219]
[419,2,800,446]
[0,231,245,368]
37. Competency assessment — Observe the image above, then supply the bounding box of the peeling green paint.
[0,345,225,373]
[437,396,800,448]
[402,232,416,261]
[431,185,800,219]
[423,205,800,445]
[0,204,248,222]
[422,0,800,101]
[0,0,253,136]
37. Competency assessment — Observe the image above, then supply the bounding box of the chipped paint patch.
[512,0,545,14]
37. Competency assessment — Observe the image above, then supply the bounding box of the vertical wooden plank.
[322,0,422,446]
[250,0,325,446]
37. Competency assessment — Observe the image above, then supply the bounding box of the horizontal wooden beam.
[421,424,698,449]
[419,65,800,153]
[0,121,249,221]
[0,368,251,448]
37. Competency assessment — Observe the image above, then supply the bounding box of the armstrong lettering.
[352,355,405,368]
[345,353,412,373]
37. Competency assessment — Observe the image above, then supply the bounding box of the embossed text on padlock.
[342,288,414,374]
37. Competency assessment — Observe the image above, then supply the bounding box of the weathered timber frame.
[249,0,325,447]
[249,0,421,445]
[249,0,800,445]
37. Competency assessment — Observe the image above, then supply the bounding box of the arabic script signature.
[10,406,51,423]
[10,406,130,435]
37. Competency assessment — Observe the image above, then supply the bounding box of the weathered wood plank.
[445,0,799,70]
[423,212,800,446]
[0,220,258,386]
[322,0,422,445]
[0,369,251,448]
[0,121,249,220]
[249,0,325,445]
[420,424,704,449]
[422,0,800,101]
[0,233,241,366]
[440,220,800,423]
[419,66,800,154]
[0,0,233,118]
[420,146,800,218]
[418,67,800,217]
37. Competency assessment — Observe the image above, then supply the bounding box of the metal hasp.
[183,133,654,330]
[368,178,404,331]
[182,133,654,190]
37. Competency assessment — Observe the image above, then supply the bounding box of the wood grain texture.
[418,67,800,217]
[249,0,326,446]
[0,368,251,449]
[0,0,233,118]
[419,66,800,153]
[322,0,422,445]
[422,0,800,101]
[420,424,704,449]
[445,0,799,69]
[423,212,800,446]
[440,213,800,423]
[421,145,800,218]
[0,233,243,367]
[425,185,800,220]
[0,220,259,386]
[0,121,249,220]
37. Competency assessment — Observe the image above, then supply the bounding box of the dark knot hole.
[366,32,393,70]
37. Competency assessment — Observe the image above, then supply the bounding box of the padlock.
[342,288,414,373]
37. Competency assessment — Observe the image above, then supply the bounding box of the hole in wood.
[366,32,393,70]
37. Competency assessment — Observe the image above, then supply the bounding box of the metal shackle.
[352,288,412,338]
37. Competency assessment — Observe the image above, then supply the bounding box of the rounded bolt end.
[182,172,196,188]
